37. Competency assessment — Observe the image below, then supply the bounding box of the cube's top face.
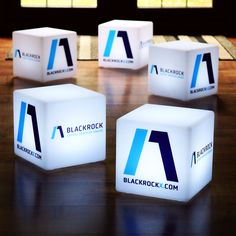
[14,84,104,103]
[119,104,214,127]
[13,27,76,37]
[99,19,153,29]
[154,40,217,52]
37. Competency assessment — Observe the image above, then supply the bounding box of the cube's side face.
[14,91,46,169]
[98,24,140,69]
[148,47,187,101]
[116,119,190,202]
[137,22,153,69]
[186,46,219,100]
[42,32,77,81]
[45,95,106,170]
[188,112,214,200]
[13,33,43,81]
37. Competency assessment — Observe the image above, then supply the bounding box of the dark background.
[0,0,234,36]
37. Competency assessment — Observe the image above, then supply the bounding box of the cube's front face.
[45,97,106,170]
[13,33,43,81]
[187,47,218,100]
[99,22,152,69]
[43,33,77,81]
[116,120,191,202]
[148,47,187,100]
[14,92,46,169]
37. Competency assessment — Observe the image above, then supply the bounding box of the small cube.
[13,27,77,82]
[116,104,214,202]
[99,19,153,70]
[148,41,219,100]
[14,84,106,170]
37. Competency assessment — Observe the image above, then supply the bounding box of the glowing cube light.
[13,27,77,82]
[116,104,214,202]
[14,84,106,170]
[148,41,219,100]
[99,19,153,69]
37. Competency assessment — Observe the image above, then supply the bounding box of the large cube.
[116,104,214,202]
[148,41,219,101]
[13,84,106,170]
[13,27,77,82]
[99,19,153,70]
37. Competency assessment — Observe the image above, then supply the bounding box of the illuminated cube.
[13,27,77,82]
[98,19,153,69]
[14,84,106,170]
[148,41,219,100]
[116,104,214,202]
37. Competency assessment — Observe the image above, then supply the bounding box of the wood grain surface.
[0,37,236,235]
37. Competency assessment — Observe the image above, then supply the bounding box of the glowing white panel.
[98,19,153,70]
[13,27,77,82]
[14,84,106,170]
[116,104,214,202]
[148,40,219,101]
[48,0,71,8]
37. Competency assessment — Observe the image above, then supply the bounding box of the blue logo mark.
[191,52,215,88]
[124,129,178,182]
[17,101,41,152]
[104,30,133,59]
[191,151,197,167]
[51,126,64,139]
[14,49,21,58]
[150,64,158,75]
[47,38,73,70]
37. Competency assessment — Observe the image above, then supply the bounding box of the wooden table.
[0,38,236,235]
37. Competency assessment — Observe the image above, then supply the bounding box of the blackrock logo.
[14,49,40,62]
[150,64,184,79]
[150,64,158,75]
[190,52,215,94]
[51,125,64,139]
[16,101,42,159]
[103,30,134,64]
[123,128,179,191]
[51,122,104,139]
[139,39,153,49]
[191,142,213,167]
[47,38,74,76]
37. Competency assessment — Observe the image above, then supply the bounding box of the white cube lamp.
[116,104,214,202]
[13,27,77,82]
[99,19,153,69]
[148,40,219,100]
[14,84,106,170]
